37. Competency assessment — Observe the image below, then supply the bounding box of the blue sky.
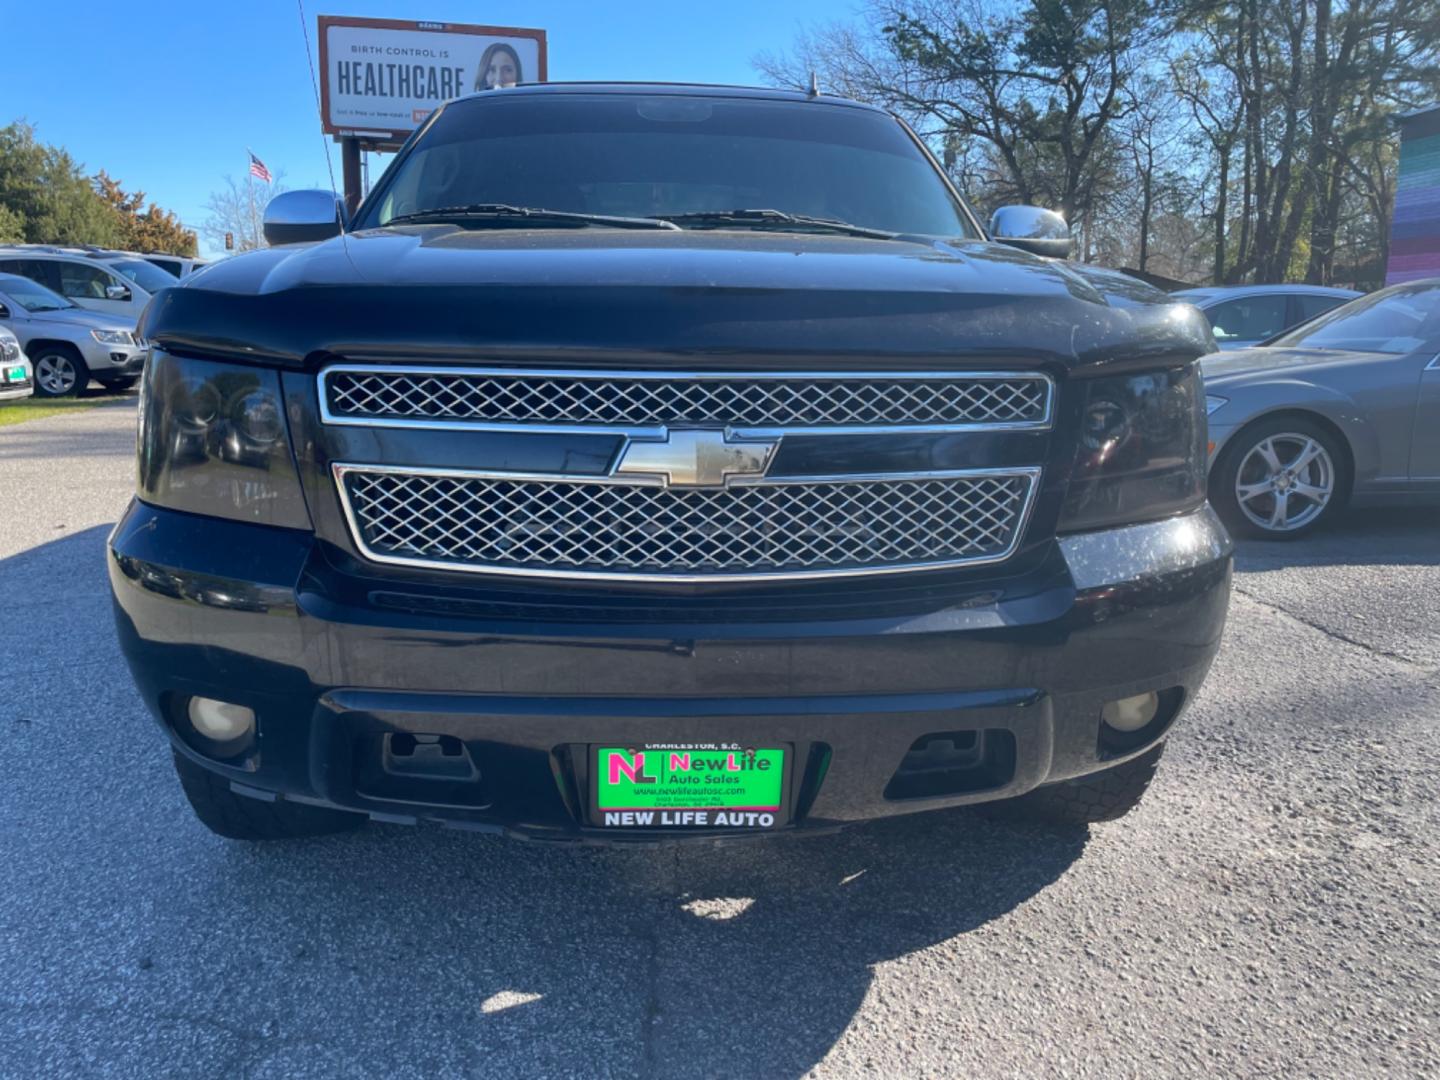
[0,0,847,256]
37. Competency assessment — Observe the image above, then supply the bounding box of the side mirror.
[263,189,347,246]
[105,283,132,301]
[988,206,1073,259]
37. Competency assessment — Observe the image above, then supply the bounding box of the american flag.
[248,152,272,184]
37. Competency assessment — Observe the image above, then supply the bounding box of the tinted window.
[144,256,184,278]
[0,258,60,291]
[363,94,978,238]
[1204,295,1290,343]
[1274,285,1440,354]
[106,258,173,293]
[1295,294,1347,323]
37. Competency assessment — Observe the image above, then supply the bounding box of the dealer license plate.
[592,744,788,829]
[3,365,24,383]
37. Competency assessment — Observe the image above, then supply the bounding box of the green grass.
[0,395,108,427]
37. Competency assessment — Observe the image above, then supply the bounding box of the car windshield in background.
[106,258,176,294]
[361,94,979,239]
[0,275,77,312]
[1273,283,1440,354]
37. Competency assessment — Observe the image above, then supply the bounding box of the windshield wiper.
[655,208,898,240]
[386,204,680,231]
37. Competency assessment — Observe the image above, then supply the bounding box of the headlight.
[1206,395,1228,415]
[91,329,134,346]
[1058,363,1208,532]
[136,351,311,528]
[0,338,18,362]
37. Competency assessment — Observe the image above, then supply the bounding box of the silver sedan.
[1203,278,1440,539]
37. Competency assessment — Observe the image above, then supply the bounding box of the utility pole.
[341,137,362,218]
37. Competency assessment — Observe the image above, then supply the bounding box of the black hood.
[143,227,1212,373]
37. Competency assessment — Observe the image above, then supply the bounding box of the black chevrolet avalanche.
[110,84,1231,842]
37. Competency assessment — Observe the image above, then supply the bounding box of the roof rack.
[0,243,85,255]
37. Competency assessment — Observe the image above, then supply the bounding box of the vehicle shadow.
[78,382,140,399]
[1234,504,1440,571]
[3,524,1089,1078]
[212,810,1088,1078]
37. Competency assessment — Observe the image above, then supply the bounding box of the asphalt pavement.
[1,399,1436,1079]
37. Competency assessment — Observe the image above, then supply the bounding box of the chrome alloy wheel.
[35,352,78,396]
[1234,432,1335,533]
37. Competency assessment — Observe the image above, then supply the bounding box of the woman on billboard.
[475,43,522,90]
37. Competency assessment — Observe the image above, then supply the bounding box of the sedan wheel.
[32,350,86,398]
[1213,417,1349,540]
[1234,433,1335,533]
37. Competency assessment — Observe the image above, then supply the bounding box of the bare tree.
[756,0,1174,230]
[759,0,1439,287]
[1172,35,1244,284]
[1119,75,1184,273]
[201,173,289,253]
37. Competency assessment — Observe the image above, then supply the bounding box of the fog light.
[1101,691,1160,733]
[187,697,255,741]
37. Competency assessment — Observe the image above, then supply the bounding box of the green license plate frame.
[590,744,789,829]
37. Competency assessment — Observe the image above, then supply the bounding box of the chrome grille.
[336,467,1038,581]
[321,367,1052,432]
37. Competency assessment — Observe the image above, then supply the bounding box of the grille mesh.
[340,470,1034,578]
[324,369,1050,429]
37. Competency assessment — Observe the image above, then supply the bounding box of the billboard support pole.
[341,137,363,219]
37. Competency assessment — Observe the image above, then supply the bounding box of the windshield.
[105,258,176,294]
[360,94,979,238]
[0,276,77,312]
[1271,283,1440,354]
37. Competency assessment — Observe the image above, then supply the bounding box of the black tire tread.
[1001,743,1165,826]
[172,751,364,841]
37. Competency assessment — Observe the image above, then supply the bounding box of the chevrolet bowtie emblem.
[614,429,779,488]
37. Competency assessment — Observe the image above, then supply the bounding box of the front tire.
[31,345,89,398]
[999,743,1165,825]
[172,751,365,840]
[1211,415,1348,540]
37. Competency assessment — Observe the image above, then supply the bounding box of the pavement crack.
[1232,585,1435,673]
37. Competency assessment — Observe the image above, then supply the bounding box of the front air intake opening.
[883,729,1016,801]
[352,732,491,808]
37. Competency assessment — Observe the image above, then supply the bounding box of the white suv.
[140,253,208,278]
[0,247,176,326]
[0,272,146,396]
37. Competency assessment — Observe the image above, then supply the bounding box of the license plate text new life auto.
[592,744,787,829]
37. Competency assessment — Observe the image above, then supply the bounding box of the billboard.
[318,16,548,141]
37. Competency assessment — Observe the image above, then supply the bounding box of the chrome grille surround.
[319,366,1054,435]
[334,464,1042,583]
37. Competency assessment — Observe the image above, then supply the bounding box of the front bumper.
[0,356,32,400]
[110,502,1232,840]
[83,342,145,374]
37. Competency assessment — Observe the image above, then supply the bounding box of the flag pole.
[246,147,259,249]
